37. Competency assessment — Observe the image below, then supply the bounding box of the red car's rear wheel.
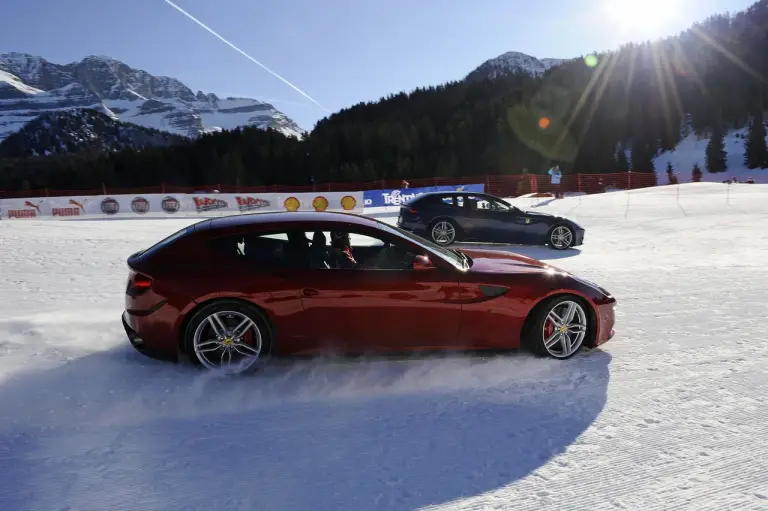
[183,300,272,373]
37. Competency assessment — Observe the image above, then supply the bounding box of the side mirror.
[412,254,433,270]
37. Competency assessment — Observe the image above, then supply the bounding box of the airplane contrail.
[163,0,329,112]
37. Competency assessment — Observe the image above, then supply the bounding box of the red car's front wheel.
[524,295,590,359]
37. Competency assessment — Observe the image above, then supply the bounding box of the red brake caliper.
[544,317,555,340]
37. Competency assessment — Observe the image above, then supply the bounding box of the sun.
[600,0,682,40]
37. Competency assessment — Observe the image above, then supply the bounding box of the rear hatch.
[125,261,165,313]
[398,200,421,226]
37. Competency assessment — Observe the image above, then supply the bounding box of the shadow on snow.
[0,344,610,511]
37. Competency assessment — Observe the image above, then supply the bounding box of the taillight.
[134,274,152,289]
[127,272,152,296]
[407,208,418,214]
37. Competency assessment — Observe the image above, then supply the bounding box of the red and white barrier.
[0,191,365,219]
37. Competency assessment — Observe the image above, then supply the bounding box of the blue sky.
[0,0,756,131]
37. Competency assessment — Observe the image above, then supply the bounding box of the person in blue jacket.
[548,165,563,198]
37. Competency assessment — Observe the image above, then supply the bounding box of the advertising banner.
[0,191,354,219]
[182,193,278,215]
[0,194,191,219]
[363,183,485,208]
[275,191,364,213]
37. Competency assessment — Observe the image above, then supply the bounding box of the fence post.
[624,172,632,218]
[45,188,49,197]
[161,182,166,193]
[102,182,107,195]
[577,174,582,193]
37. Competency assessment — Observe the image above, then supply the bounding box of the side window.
[465,195,488,210]
[209,230,311,268]
[439,196,456,207]
[305,228,419,271]
[487,198,511,212]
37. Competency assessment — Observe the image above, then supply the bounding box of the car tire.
[522,295,592,360]
[429,218,459,246]
[547,224,574,250]
[183,300,272,374]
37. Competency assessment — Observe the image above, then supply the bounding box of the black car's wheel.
[547,224,574,250]
[183,300,272,374]
[429,218,459,246]
[523,295,591,360]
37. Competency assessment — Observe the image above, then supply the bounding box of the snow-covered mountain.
[0,108,186,158]
[467,51,566,80]
[0,52,304,143]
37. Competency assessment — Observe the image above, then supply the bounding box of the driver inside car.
[329,231,358,269]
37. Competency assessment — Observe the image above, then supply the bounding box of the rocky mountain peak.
[0,52,305,142]
[467,51,566,81]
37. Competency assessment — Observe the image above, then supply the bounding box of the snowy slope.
[0,52,305,142]
[467,51,566,80]
[1,184,768,510]
[653,126,768,184]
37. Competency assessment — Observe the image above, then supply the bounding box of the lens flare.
[538,117,551,129]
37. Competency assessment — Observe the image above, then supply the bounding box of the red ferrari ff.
[123,211,616,373]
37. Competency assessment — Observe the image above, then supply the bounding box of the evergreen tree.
[692,162,702,182]
[705,125,727,173]
[744,110,767,169]
[666,162,678,184]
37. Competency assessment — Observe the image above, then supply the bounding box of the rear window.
[138,225,195,260]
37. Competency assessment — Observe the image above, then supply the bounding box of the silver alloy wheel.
[542,300,588,358]
[550,225,573,249]
[192,310,263,372]
[431,220,456,245]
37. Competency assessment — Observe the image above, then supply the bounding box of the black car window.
[486,197,513,212]
[466,195,487,210]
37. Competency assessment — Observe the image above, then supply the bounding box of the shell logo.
[312,196,329,212]
[284,197,300,212]
[340,195,357,211]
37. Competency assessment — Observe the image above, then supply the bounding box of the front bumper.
[593,300,616,346]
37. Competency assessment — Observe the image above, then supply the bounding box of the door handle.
[302,288,319,297]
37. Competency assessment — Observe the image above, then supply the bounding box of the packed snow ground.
[1,183,767,510]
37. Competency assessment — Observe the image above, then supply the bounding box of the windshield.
[375,220,466,271]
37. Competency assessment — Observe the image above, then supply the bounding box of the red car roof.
[208,211,379,231]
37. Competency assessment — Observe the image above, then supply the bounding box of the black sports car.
[396,191,584,250]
